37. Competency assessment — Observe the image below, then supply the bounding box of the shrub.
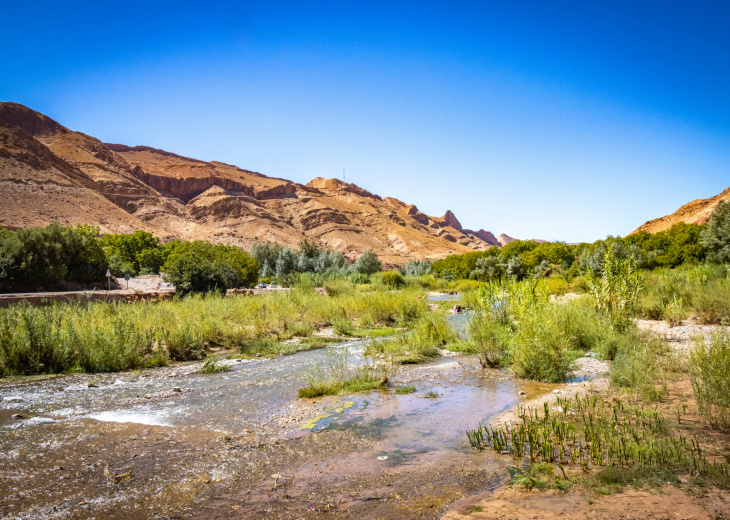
[469,316,511,367]
[690,332,730,430]
[162,326,205,361]
[365,314,454,364]
[701,200,730,264]
[100,230,165,276]
[398,259,431,277]
[353,248,383,275]
[610,338,662,392]
[584,245,643,329]
[374,271,405,288]
[509,313,574,382]
[163,241,259,295]
[0,224,106,290]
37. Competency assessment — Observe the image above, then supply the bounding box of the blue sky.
[1,1,728,242]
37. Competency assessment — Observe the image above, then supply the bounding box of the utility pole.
[343,168,346,183]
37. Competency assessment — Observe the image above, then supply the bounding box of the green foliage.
[198,357,230,374]
[469,317,511,368]
[374,271,405,288]
[509,310,575,382]
[610,337,663,393]
[690,331,730,431]
[472,394,730,488]
[0,285,429,377]
[398,259,431,277]
[635,264,730,324]
[394,384,416,394]
[0,224,106,290]
[584,245,643,329]
[163,241,259,295]
[298,347,389,398]
[353,248,383,275]
[701,200,730,264]
[365,314,455,364]
[432,250,495,279]
[100,231,164,276]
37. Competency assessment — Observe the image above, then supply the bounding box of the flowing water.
[0,304,560,519]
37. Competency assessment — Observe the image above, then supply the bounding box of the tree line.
[431,201,730,282]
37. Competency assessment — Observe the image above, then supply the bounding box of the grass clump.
[298,347,390,398]
[198,357,230,374]
[394,384,416,394]
[364,314,455,364]
[690,331,730,431]
[423,390,438,398]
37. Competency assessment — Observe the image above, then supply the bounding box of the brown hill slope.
[632,187,730,234]
[0,102,509,265]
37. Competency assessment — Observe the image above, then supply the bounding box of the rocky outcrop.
[0,102,68,138]
[463,229,499,246]
[439,210,462,231]
[632,187,730,234]
[498,234,516,246]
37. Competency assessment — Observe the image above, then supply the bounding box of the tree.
[354,248,382,275]
[470,256,504,281]
[100,230,164,275]
[163,241,259,295]
[399,259,432,277]
[0,224,106,289]
[701,201,730,264]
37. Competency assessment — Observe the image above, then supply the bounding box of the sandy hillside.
[0,102,515,266]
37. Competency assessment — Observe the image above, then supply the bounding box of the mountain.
[0,102,513,266]
[632,187,730,234]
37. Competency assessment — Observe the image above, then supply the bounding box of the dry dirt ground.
[441,319,730,520]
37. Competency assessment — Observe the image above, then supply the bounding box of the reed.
[466,394,730,484]
[0,286,429,376]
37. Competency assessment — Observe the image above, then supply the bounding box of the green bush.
[353,248,383,275]
[610,338,662,393]
[701,200,730,264]
[509,312,574,383]
[0,224,106,290]
[374,271,405,288]
[469,316,511,367]
[100,230,165,276]
[690,332,730,430]
[163,241,259,295]
[365,314,454,364]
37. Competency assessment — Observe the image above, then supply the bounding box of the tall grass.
[465,277,635,382]
[636,264,730,325]
[298,347,391,398]
[690,332,730,431]
[0,286,429,376]
[364,314,456,364]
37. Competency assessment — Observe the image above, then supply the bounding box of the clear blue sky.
[2,1,728,242]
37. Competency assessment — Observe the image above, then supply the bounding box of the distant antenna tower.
[343,168,346,182]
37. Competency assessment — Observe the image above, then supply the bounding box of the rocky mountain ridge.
[632,187,730,234]
[0,102,514,265]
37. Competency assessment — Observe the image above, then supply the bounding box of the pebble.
[553,389,560,394]
[11,413,25,419]
[519,391,527,396]
[172,387,182,392]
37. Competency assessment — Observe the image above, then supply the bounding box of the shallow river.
[0,309,559,519]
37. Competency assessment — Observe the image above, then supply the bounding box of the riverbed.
[1,310,567,519]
